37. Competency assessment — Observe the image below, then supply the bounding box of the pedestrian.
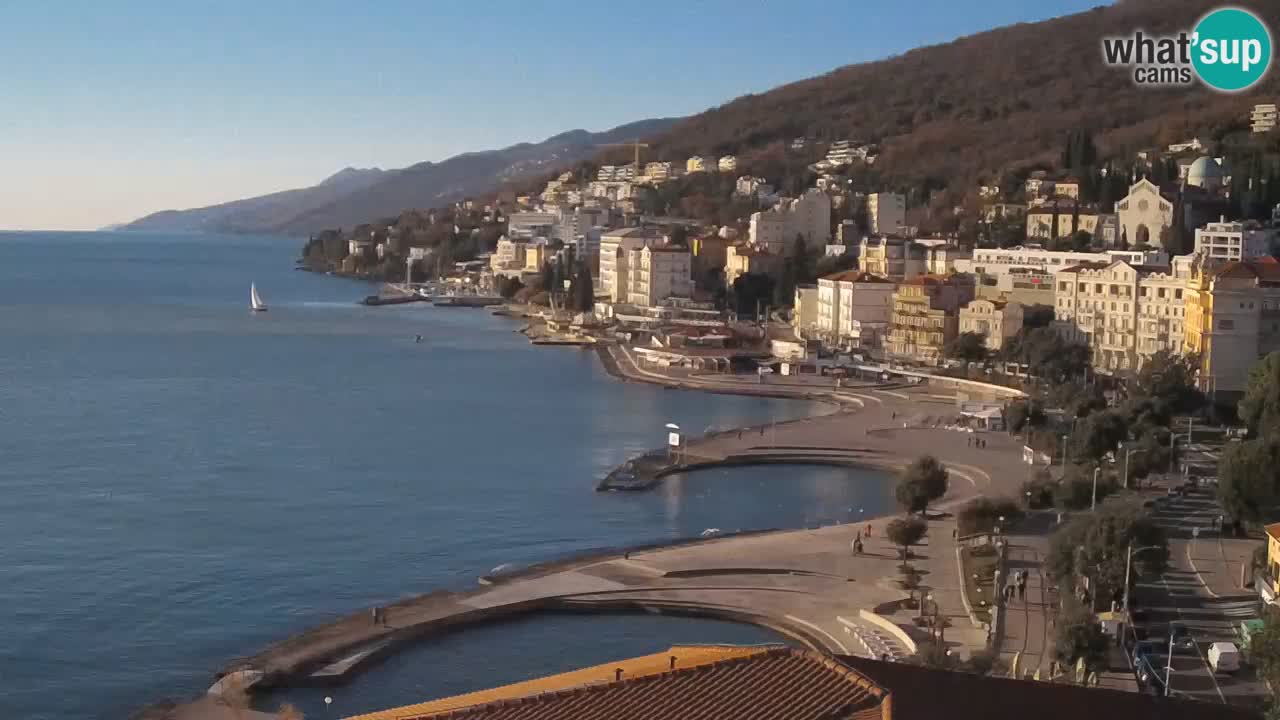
[967,437,971,447]
[865,523,872,538]
[371,607,379,626]
[892,411,896,420]
[1018,583,1026,601]
[952,528,957,539]
[737,430,742,439]
[760,426,765,436]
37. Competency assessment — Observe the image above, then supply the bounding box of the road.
[1132,488,1267,708]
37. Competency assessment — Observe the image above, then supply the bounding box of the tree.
[1021,304,1055,329]
[1004,399,1046,433]
[1071,410,1127,461]
[886,516,929,562]
[944,331,988,363]
[1250,607,1280,697]
[1052,596,1109,675]
[569,262,594,312]
[1218,437,1280,523]
[539,261,555,293]
[731,272,775,318]
[957,497,1023,536]
[1130,350,1203,416]
[896,455,949,515]
[1046,501,1168,609]
[1240,352,1280,438]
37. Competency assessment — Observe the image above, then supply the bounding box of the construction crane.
[598,140,650,176]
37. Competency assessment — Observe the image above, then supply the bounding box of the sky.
[0,0,1106,231]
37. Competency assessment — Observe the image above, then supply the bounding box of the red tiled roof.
[403,648,886,720]
[1266,522,1280,543]
[1214,257,1280,283]
[839,656,1259,720]
[823,270,891,283]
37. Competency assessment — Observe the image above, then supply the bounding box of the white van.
[1208,642,1240,673]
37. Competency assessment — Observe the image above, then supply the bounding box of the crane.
[598,140,650,176]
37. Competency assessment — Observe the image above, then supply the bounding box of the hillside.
[625,0,1280,201]
[121,118,679,235]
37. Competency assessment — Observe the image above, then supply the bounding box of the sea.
[0,231,894,719]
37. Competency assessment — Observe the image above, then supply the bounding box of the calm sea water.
[0,232,893,720]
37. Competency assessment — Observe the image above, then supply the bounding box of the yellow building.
[523,243,546,272]
[885,275,975,365]
[1184,256,1280,396]
[1264,523,1280,603]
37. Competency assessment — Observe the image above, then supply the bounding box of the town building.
[1184,256,1280,397]
[816,270,895,346]
[1167,137,1205,153]
[978,184,1001,199]
[1053,257,1193,373]
[1116,178,1174,247]
[626,245,692,307]
[735,176,774,198]
[507,212,558,242]
[866,192,905,235]
[1185,156,1226,192]
[685,156,714,173]
[1194,218,1275,263]
[823,140,870,167]
[924,245,972,275]
[792,285,819,336]
[1253,103,1278,133]
[959,298,1024,351]
[885,275,976,365]
[718,155,737,172]
[974,267,1056,306]
[982,203,1028,222]
[955,245,1168,283]
[642,161,678,183]
[1053,180,1080,199]
[748,189,832,252]
[1025,200,1098,241]
[597,165,637,182]
[1024,175,1054,197]
[724,243,782,287]
[600,227,667,302]
[858,236,926,282]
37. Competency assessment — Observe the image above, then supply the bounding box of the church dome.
[1186,156,1224,190]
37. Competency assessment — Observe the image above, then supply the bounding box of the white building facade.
[867,192,905,235]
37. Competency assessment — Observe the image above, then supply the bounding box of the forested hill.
[621,0,1280,202]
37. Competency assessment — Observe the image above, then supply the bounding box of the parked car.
[1208,642,1241,673]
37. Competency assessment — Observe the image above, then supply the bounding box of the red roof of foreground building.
[380,647,887,720]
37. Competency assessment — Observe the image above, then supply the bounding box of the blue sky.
[0,1,1104,230]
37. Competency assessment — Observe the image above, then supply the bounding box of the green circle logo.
[1192,7,1272,92]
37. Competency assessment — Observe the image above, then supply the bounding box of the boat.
[250,283,268,312]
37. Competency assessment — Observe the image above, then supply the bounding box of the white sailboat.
[250,283,268,312]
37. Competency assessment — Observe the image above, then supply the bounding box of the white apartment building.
[507,212,558,242]
[597,165,637,182]
[1167,137,1205,153]
[718,155,738,172]
[1053,256,1193,373]
[1116,179,1174,247]
[600,227,667,302]
[954,245,1169,282]
[959,299,1024,351]
[866,192,905,235]
[858,236,925,282]
[816,270,895,346]
[748,189,831,252]
[626,245,692,307]
[1252,103,1277,133]
[1194,219,1275,262]
[686,156,714,173]
[824,140,869,167]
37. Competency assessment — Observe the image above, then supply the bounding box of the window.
[1158,288,1166,298]
[1059,282,1068,292]
[1175,289,1183,300]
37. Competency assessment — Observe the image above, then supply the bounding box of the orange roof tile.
[352,647,886,720]
[1266,523,1280,543]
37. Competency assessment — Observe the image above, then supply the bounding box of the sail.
[250,283,266,310]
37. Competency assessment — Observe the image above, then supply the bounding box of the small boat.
[250,283,268,312]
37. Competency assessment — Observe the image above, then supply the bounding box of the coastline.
[168,302,1032,719]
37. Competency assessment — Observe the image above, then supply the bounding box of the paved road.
[999,539,1054,678]
[1133,489,1267,708]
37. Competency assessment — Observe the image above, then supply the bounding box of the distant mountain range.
[120,118,680,236]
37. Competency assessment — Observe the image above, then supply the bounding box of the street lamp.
[1091,467,1101,510]
[1122,544,1164,616]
